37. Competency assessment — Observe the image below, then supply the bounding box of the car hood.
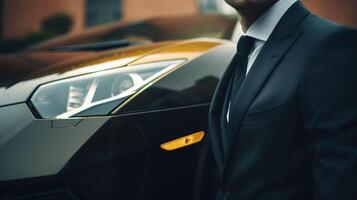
[0,38,224,106]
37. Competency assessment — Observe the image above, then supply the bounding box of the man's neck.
[237,6,273,32]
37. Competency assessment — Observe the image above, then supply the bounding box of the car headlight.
[30,60,185,119]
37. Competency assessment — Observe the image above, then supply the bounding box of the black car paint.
[0,43,235,200]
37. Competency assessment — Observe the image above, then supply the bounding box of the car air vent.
[48,39,142,51]
[7,189,76,200]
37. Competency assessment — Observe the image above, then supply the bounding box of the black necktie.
[230,36,255,101]
[220,36,255,154]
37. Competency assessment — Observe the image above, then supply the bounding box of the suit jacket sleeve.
[199,142,221,200]
[299,27,357,200]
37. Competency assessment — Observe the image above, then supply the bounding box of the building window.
[0,0,3,39]
[198,0,235,14]
[198,0,218,13]
[86,0,122,27]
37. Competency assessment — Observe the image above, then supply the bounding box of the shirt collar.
[244,0,298,42]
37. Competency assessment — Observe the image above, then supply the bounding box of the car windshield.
[32,14,237,50]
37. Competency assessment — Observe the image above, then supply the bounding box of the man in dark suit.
[206,0,357,199]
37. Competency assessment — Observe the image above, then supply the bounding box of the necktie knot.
[236,36,255,58]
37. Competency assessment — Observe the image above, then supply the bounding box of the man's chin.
[224,0,277,12]
[224,0,243,8]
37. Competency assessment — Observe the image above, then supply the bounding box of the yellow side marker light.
[160,131,205,151]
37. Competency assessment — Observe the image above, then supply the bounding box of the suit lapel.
[223,2,309,175]
[209,54,238,174]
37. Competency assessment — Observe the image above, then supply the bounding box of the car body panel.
[0,103,108,181]
[116,42,235,114]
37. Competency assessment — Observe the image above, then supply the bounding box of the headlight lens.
[30,60,185,119]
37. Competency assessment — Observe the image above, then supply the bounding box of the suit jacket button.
[222,190,231,200]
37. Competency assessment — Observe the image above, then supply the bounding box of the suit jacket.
[206,2,357,200]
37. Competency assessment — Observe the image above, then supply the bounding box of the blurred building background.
[0,0,356,41]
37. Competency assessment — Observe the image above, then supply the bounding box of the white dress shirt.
[227,0,297,122]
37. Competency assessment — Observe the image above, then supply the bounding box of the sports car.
[0,15,237,200]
